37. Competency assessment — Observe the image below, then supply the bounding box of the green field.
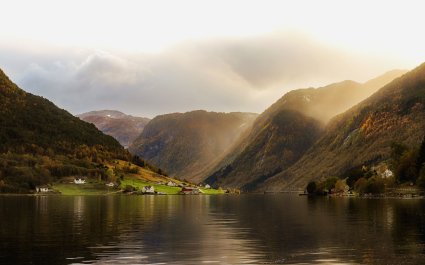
[120,178,180,194]
[52,176,224,195]
[120,178,224,195]
[52,183,117,195]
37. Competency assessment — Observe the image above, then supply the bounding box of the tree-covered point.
[306,136,425,195]
[391,136,425,188]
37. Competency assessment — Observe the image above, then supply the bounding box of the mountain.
[254,69,407,125]
[0,69,124,155]
[129,110,258,182]
[262,63,425,191]
[205,70,406,190]
[78,110,150,148]
[206,110,322,190]
[0,68,160,192]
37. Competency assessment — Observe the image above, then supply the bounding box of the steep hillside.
[0,69,162,192]
[0,70,124,155]
[205,110,322,190]
[205,70,405,190]
[263,63,425,191]
[78,110,150,148]
[129,110,258,182]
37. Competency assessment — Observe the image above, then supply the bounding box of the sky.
[1,0,425,118]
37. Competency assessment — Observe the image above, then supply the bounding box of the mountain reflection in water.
[1,194,425,265]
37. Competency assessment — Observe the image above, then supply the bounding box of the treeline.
[306,136,425,195]
[306,168,388,195]
[0,152,108,192]
[131,155,167,176]
[0,150,166,193]
[390,137,425,186]
[0,130,166,193]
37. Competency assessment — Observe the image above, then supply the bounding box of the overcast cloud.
[0,32,404,118]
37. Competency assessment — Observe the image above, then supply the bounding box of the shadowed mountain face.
[0,70,124,154]
[205,70,406,190]
[129,110,258,182]
[205,110,322,190]
[78,110,150,148]
[262,63,425,191]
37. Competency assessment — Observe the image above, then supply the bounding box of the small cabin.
[74,178,86,184]
[180,187,200,195]
[204,184,211,189]
[142,186,155,194]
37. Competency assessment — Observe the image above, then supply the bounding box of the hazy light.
[1,0,424,64]
[1,0,424,117]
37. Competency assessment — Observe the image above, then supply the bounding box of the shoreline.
[1,191,424,199]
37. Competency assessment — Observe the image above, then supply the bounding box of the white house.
[204,184,211,189]
[382,169,394,179]
[142,186,155,194]
[167,181,177,187]
[106,182,115,187]
[74,178,86,184]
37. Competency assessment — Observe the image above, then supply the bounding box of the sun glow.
[1,0,424,64]
[2,0,425,116]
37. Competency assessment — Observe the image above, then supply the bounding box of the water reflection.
[1,195,425,264]
[85,196,267,265]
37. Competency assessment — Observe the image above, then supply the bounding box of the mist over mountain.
[206,110,322,190]
[205,70,406,190]
[78,110,150,148]
[255,69,407,125]
[0,60,413,193]
[129,110,258,182]
[262,63,425,191]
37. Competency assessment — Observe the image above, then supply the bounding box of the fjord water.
[1,195,425,265]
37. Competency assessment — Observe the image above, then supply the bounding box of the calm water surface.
[1,194,425,265]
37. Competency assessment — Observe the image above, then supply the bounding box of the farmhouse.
[167,181,177,187]
[74,178,86,184]
[142,186,155,194]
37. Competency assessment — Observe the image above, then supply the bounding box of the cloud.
[0,32,403,118]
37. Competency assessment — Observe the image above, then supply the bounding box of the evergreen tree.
[417,136,425,173]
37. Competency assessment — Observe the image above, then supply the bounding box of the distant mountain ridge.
[129,110,258,182]
[258,69,407,125]
[205,69,406,190]
[78,110,150,148]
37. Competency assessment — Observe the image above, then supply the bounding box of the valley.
[1,63,424,196]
